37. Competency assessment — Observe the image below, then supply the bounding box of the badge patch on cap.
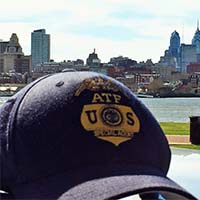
[76,77,140,146]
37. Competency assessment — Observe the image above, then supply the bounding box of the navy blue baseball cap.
[0,71,197,199]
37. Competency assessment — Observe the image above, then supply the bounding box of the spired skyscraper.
[31,29,50,69]
[192,20,200,56]
[160,21,200,72]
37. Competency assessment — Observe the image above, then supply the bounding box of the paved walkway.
[166,135,190,144]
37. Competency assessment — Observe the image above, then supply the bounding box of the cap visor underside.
[11,172,197,199]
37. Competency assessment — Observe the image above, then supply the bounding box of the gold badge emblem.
[81,104,140,146]
[76,77,140,146]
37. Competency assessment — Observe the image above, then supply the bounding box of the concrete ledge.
[166,135,190,145]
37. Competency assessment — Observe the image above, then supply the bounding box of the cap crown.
[0,72,170,188]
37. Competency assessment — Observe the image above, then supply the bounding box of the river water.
[139,97,200,122]
[1,96,200,122]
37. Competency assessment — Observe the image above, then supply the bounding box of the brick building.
[187,62,200,73]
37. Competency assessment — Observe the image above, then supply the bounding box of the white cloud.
[51,31,166,63]
[1,0,199,63]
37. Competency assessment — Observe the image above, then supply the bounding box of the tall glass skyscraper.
[192,20,200,54]
[169,30,180,59]
[31,29,50,69]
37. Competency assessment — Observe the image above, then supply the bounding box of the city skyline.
[0,0,200,63]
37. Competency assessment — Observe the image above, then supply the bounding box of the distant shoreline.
[2,92,200,98]
[137,93,200,98]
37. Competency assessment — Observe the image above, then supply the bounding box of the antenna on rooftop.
[182,23,184,44]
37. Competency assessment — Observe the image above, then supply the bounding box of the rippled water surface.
[140,97,200,122]
[1,97,200,122]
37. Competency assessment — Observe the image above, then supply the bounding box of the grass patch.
[160,122,189,135]
[170,144,200,150]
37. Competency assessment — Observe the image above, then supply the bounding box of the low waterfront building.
[89,67,108,75]
[33,60,85,73]
[31,60,87,80]
[116,76,138,92]
[187,62,200,73]
[105,65,124,78]
[189,73,200,88]
[0,72,23,84]
[154,63,176,81]
[109,56,137,68]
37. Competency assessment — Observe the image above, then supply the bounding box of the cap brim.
[12,174,196,199]
[58,175,196,200]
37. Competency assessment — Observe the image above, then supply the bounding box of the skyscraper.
[192,20,200,45]
[192,20,200,56]
[169,30,180,59]
[31,29,50,69]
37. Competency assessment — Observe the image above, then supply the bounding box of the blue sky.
[0,0,200,63]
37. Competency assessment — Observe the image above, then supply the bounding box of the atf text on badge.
[76,77,140,146]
